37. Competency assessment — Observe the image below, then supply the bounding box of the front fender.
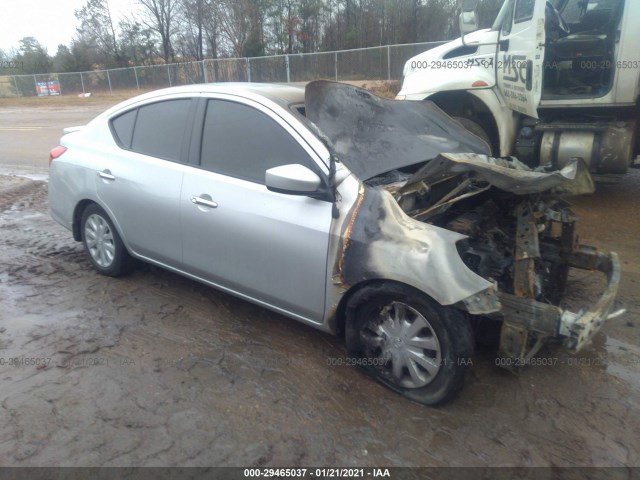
[325,179,496,331]
[399,65,496,100]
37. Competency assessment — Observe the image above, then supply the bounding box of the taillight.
[49,146,67,166]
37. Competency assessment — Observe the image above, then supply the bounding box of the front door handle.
[98,170,115,181]
[191,196,218,208]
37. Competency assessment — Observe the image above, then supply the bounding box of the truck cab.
[398,0,640,175]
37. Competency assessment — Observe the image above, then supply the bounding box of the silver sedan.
[49,80,620,405]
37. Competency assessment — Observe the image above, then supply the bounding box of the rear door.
[495,0,546,118]
[98,97,195,267]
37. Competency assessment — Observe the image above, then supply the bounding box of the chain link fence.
[0,41,445,98]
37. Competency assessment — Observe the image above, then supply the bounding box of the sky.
[0,0,140,54]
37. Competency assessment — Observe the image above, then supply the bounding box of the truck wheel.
[345,283,474,406]
[453,116,492,152]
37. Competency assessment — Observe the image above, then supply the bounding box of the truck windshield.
[491,0,515,30]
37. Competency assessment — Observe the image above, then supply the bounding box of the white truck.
[398,0,640,175]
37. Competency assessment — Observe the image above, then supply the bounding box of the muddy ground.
[0,101,639,467]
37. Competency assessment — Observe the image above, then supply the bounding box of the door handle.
[98,170,115,180]
[191,196,218,208]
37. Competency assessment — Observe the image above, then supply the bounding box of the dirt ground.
[0,98,639,467]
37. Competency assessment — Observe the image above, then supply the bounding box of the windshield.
[491,0,515,30]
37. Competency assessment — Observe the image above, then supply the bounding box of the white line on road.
[0,127,45,131]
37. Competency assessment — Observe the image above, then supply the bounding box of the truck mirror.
[460,10,479,36]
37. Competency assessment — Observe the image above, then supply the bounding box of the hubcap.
[84,214,115,268]
[361,301,442,389]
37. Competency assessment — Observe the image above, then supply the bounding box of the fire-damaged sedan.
[48,80,621,405]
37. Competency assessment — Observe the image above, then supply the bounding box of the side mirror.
[460,11,479,35]
[265,164,322,195]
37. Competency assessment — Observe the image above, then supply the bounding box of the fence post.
[134,67,140,90]
[80,72,85,94]
[167,64,172,87]
[387,45,391,81]
[202,60,208,83]
[106,70,113,94]
[246,58,251,82]
[285,55,290,83]
[33,74,37,96]
[12,76,19,95]
[334,52,338,81]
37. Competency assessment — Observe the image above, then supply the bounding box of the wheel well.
[333,279,439,338]
[428,91,500,155]
[72,199,95,241]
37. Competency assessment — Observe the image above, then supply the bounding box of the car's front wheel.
[81,203,133,277]
[345,283,473,406]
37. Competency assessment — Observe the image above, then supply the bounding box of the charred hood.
[304,80,492,180]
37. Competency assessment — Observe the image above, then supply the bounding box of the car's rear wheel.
[81,203,133,277]
[345,283,473,406]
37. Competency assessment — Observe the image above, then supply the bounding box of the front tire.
[81,203,133,277]
[453,116,492,152]
[345,283,473,406]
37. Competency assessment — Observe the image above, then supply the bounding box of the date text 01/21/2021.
[0,60,24,70]
[243,468,391,478]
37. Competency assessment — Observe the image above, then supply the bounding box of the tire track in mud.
[0,175,639,467]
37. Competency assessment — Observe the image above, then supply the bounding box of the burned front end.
[378,153,621,366]
[305,80,621,368]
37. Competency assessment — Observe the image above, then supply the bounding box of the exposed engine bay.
[366,153,620,368]
[371,155,589,306]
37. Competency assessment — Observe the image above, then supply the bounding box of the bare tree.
[139,0,178,63]
[76,0,124,66]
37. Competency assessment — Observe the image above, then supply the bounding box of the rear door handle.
[191,196,218,208]
[98,170,115,181]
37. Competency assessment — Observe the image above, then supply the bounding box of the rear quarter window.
[110,109,137,149]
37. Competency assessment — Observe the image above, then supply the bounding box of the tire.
[80,203,133,277]
[453,116,492,153]
[345,283,474,406]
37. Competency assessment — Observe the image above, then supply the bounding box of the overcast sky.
[0,0,140,54]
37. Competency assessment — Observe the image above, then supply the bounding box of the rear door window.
[130,99,192,162]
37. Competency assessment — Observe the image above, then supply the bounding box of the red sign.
[36,80,61,96]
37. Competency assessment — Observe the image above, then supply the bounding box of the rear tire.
[81,203,133,277]
[345,283,474,406]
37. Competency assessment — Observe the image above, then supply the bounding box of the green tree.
[53,43,93,72]
[119,18,157,64]
[16,37,51,74]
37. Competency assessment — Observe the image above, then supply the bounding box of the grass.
[0,89,154,109]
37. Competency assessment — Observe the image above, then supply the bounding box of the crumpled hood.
[304,80,491,180]
[402,153,596,196]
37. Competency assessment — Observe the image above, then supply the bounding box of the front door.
[495,0,546,118]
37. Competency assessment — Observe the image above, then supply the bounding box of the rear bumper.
[497,246,621,358]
